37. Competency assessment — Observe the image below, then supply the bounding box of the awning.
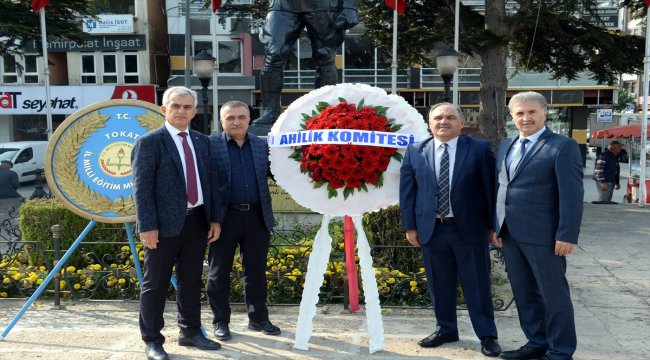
[592,125,650,139]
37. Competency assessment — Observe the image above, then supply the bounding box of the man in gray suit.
[493,91,583,360]
[207,101,279,341]
[132,86,221,360]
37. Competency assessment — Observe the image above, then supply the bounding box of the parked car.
[0,141,48,182]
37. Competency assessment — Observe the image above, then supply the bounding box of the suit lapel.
[451,136,468,193]
[511,128,552,180]
[422,138,437,184]
[219,132,232,185]
[190,130,206,183]
[160,126,185,185]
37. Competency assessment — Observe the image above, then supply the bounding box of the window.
[1,55,40,84]
[81,54,97,84]
[193,40,243,75]
[1,56,18,83]
[15,148,33,164]
[102,54,117,83]
[91,0,135,15]
[23,56,39,83]
[123,53,139,83]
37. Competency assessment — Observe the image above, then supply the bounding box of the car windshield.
[0,149,18,162]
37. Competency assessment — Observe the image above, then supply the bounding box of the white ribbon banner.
[268,129,425,148]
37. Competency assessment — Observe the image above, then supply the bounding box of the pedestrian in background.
[494,91,583,360]
[592,141,621,203]
[207,101,280,341]
[0,160,23,216]
[400,103,501,357]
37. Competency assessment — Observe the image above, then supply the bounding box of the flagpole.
[639,5,649,207]
[390,0,398,94]
[452,0,460,105]
[39,8,53,139]
[211,9,220,132]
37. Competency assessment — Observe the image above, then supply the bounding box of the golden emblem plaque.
[44,99,164,223]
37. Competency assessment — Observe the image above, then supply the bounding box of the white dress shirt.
[506,126,546,167]
[164,121,204,207]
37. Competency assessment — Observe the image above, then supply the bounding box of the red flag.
[385,0,406,14]
[32,0,49,12]
[212,0,221,13]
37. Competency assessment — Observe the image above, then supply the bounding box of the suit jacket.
[400,135,495,245]
[131,125,217,238]
[495,128,583,245]
[209,132,275,232]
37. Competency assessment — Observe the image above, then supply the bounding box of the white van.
[0,141,48,182]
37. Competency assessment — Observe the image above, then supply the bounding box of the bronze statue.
[249,0,360,135]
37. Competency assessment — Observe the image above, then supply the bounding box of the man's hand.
[335,8,360,30]
[208,222,221,243]
[140,230,159,250]
[555,240,574,256]
[614,184,621,190]
[600,182,608,191]
[489,230,502,248]
[405,230,420,248]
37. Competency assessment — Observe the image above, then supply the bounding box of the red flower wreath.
[289,99,403,199]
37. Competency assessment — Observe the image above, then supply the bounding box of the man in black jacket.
[592,141,621,203]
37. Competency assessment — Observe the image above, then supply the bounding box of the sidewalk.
[1,167,648,359]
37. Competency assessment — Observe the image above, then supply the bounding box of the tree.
[0,0,96,57]
[361,0,645,146]
[215,0,645,146]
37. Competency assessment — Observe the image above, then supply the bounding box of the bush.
[19,198,129,268]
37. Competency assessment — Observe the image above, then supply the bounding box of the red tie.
[178,132,198,205]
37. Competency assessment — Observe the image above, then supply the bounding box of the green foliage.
[19,198,126,267]
[0,0,96,57]
[615,88,637,112]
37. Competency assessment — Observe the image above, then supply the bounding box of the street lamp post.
[193,49,216,135]
[436,47,459,103]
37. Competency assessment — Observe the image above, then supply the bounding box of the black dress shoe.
[499,345,547,359]
[248,319,281,335]
[480,337,502,357]
[538,357,550,360]
[417,332,459,348]
[145,342,169,360]
[178,333,221,350]
[213,322,231,341]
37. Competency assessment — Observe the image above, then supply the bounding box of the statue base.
[248,121,273,136]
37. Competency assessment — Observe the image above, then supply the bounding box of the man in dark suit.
[494,91,583,360]
[400,103,501,357]
[207,100,279,341]
[132,86,221,360]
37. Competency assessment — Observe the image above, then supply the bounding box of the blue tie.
[508,138,530,179]
[437,143,450,217]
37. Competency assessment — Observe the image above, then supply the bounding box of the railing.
[283,68,410,90]
[1,210,513,310]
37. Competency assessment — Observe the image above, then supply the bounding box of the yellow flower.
[110,263,117,268]
[286,275,297,282]
[0,292,7,298]
[118,278,126,284]
[12,273,23,281]
[410,287,420,294]
[121,246,130,252]
[387,277,395,284]
[92,264,101,271]
[409,281,418,288]
[66,266,76,273]
[85,279,94,286]
[74,283,81,290]
[3,277,11,284]
[36,279,43,285]
[59,280,66,288]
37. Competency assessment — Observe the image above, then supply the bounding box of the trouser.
[595,181,614,202]
[139,209,208,344]
[206,207,271,323]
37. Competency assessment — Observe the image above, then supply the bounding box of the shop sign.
[82,15,134,34]
[0,85,156,115]
[24,35,145,52]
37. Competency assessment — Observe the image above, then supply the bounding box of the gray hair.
[220,100,250,118]
[428,102,464,119]
[508,91,547,112]
[162,86,198,108]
